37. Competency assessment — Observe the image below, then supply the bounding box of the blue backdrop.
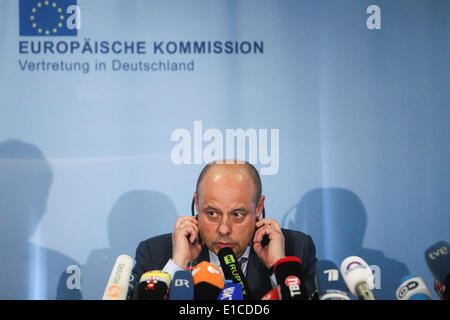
[0,0,448,300]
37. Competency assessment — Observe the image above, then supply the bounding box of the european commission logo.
[19,0,81,36]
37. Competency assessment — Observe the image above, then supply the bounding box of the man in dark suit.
[131,160,317,299]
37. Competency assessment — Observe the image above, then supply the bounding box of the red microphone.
[261,287,280,300]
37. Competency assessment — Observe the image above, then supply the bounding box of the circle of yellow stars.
[29,1,65,35]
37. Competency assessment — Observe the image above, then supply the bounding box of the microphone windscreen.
[273,256,308,300]
[137,270,171,300]
[217,247,252,299]
[433,279,448,300]
[340,256,374,296]
[169,270,194,300]
[424,241,450,285]
[395,275,432,300]
[102,254,134,300]
[192,261,224,300]
[315,259,351,300]
[261,287,280,300]
[217,283,244,300]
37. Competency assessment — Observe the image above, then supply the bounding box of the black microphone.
[424,241,450,300]
[217,247,252,300]
[136,270,171,300]
[273,256,308,300]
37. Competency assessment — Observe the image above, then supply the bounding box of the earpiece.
[191,197,196,217]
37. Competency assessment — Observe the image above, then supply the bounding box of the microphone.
[127,272,137,300]
[137,270,171,300]
[168,270,194,300]
[273,256,308,300]
[102,254,134,300]
[315,259,351,300]
[340,256,376,300]
[424,240,449,300]
[433,280,447,300]
[192,261,224,300]
[395,275,432,300]
[217,247,252,299]
[217,283,244,300]
[261,287,280,300]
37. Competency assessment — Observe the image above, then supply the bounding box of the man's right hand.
[171,216,203,269]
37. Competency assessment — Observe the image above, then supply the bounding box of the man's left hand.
[252,218,285,268]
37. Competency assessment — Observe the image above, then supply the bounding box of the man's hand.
[252,218,285,268]
[171,216,203,269]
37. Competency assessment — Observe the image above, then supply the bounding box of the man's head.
[194,160,265,258]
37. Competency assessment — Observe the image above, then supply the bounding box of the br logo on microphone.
[285,276,302,297]
[174,279,190,288]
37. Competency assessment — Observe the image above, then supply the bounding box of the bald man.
[131,160,317,299]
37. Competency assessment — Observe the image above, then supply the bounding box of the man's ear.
[256,195,265,219]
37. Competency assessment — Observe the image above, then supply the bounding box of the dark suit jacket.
[131,228,317,299]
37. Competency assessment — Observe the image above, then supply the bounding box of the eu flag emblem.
[19,0,78,36]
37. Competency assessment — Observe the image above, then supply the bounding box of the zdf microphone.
[395,275,432,300]
[102,254,134,300]
[137,270,171,300]
[273,256,308,300]
[340,256,376,300]
[315,259,351,300]
[192,261,224,300]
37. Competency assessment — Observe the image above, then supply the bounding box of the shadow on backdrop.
[282,187,409,300]
[0,139,82,299]
[82,190,178,299]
